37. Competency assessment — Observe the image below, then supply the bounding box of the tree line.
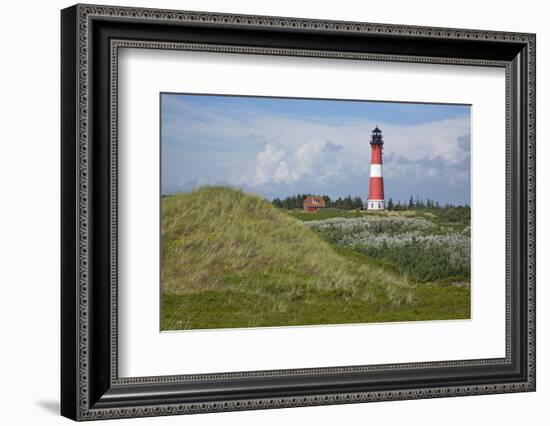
[272,194,364,210]
[272,194,469,211]
[387,195,469,210]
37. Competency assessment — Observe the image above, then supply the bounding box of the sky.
[160,93,471,205]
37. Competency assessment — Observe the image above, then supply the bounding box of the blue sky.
[161,93,471,205]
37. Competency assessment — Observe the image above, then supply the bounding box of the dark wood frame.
[61,4,536,421]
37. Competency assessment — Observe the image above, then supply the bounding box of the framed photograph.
[61,4,536,421]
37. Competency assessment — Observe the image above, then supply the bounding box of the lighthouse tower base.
[366,200,385,211]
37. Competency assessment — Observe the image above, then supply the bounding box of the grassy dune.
[161,187,469,330]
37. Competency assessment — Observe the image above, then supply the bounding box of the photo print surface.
[160,93,471,331]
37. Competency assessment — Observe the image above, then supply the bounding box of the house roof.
[303,196,326,208]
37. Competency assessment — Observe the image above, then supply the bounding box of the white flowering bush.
[306,216,434,233]
[305,215,470,282]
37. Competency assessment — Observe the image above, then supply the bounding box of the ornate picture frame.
[61,4,535,421]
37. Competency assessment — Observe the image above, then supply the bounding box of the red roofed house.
[303,196,326,213]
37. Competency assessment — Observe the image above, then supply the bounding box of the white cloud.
[247,140,347,188]
[273,161,293,183]
[252,143,286,185]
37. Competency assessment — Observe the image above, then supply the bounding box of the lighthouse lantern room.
[366,126,385,211]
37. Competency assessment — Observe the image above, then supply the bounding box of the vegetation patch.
[162,187,470,330]
[305,215,470,282]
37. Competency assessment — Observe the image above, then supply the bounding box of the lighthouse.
[366,126,385,211]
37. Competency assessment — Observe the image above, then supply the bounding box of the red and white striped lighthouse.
[367,126,385,211]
